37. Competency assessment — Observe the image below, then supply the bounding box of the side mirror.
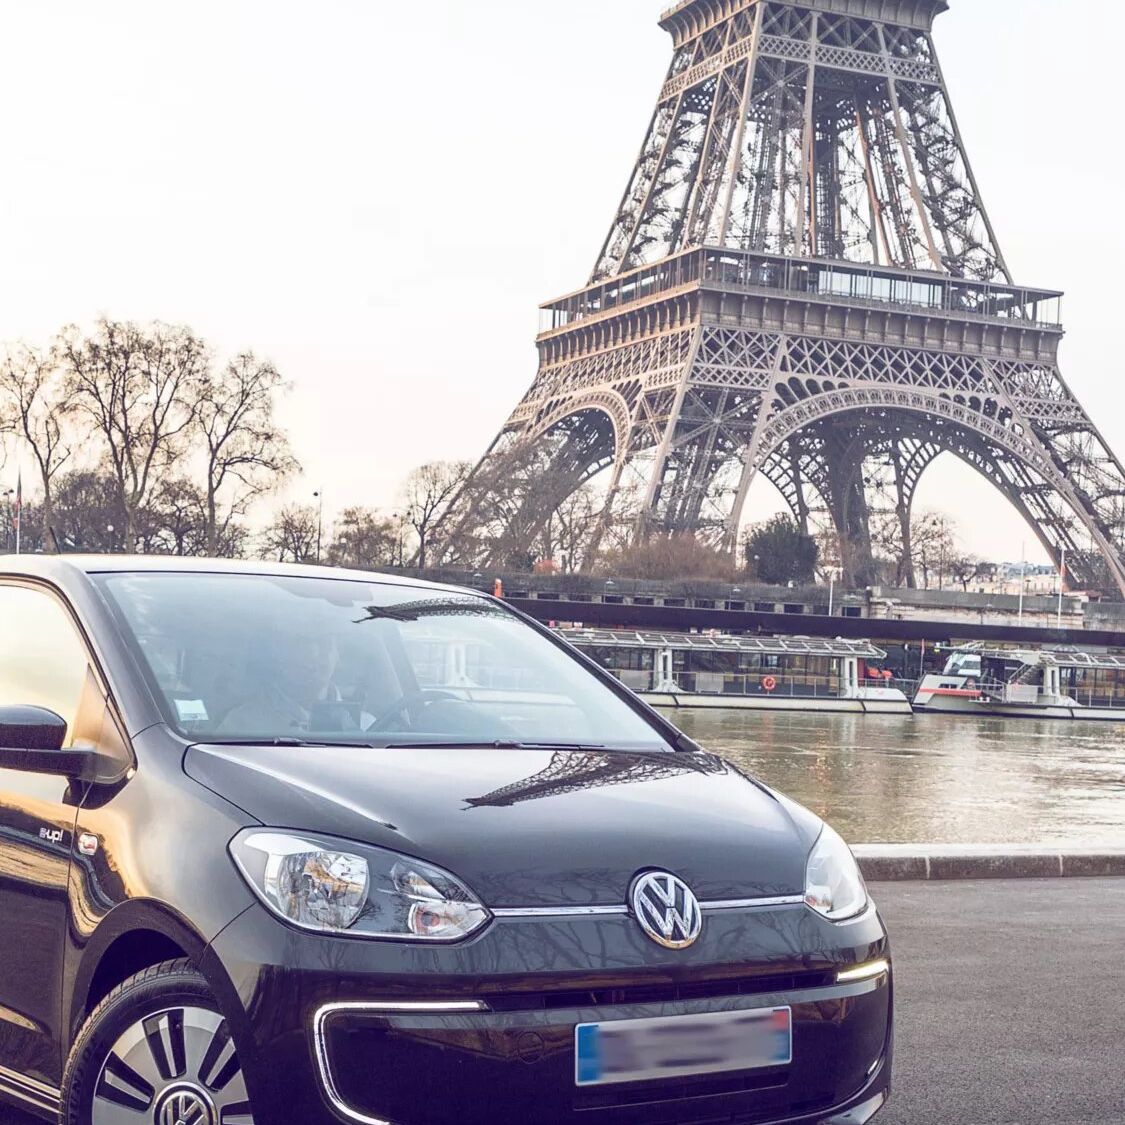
[0,706,67,750]
[0,705,97,779]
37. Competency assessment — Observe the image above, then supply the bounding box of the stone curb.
[853,844,1125,882]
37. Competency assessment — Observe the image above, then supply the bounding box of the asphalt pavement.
[875,878,1125,1125]
[3,878,1122,1124]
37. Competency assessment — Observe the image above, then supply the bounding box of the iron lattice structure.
[437,0,1125,594]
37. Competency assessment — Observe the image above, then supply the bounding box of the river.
[672,709,1125,845]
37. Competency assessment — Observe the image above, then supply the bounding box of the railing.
[541,246,1064,334]
[976,678,1010,701]
[624,671,911,699]
[977,677,1125,710]
[1065,689,1125,711]
[701,251,1064,329]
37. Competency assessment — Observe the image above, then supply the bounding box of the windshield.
[942,652,981,677]
[94,572,671,752]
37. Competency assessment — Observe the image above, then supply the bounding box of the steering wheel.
[366,688,462,732]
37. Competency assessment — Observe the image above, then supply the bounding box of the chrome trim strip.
[0,1064,61,1113]
[318,1000,486,1014]
[492,894,804,918]
[703,895,806,911]
[491,905,629,918]
[312,1001,486,1125]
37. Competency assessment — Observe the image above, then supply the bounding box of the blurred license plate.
[575,1006,792,1087]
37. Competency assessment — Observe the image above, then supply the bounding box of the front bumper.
[202,902,893,1125]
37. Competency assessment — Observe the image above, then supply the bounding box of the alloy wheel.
[91,1005,254,1125]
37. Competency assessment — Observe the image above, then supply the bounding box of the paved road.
[875,878,1125,1125]
[3,879,1122,1124]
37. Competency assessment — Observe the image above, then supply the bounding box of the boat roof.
[964,644,1125,670]
[560,628,886,659]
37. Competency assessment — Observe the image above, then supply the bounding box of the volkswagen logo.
[630,871,702,949]
[156,1086,215,1125]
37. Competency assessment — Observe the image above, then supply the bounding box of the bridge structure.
[436,0,1125,596]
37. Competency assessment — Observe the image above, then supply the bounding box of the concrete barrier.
[854,844,1125,881]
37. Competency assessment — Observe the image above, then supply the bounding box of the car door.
[0,581,98,1096]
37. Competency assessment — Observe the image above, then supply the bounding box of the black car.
[0,557,892,1125]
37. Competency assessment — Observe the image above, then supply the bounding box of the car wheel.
[61,958,254,1125]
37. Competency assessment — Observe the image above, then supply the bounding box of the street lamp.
[390,510,404,568]
[2,490,12,553]
[313,491,323,563]
[1056,546,1067,630]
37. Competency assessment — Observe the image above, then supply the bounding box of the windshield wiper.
[382,739,612,751]
[352,604,421,624]
[198,737,376,749]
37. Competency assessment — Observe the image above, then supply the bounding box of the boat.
[558,628,913,714]
[914,644,1125,720]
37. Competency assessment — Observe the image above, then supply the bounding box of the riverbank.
[855,844,1125,880]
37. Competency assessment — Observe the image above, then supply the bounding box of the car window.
[0,584,93,746]
[93,572,672,752]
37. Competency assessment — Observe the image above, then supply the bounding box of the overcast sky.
[1,0,1120,565]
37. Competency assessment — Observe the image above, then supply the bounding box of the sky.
[1,0,1121,565]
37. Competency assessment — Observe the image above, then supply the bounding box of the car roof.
[0,553,473,595]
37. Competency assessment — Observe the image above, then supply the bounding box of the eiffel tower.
[438,0,1125,594]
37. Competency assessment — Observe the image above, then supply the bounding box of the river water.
[672,709,1125,845]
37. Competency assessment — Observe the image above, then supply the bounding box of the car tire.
[61,957,255,1125]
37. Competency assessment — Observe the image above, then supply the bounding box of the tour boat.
[913,644,1125,720]
[559,628,913,715]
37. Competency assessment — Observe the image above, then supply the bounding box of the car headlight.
[229,830,490,941]
[804,824,868,922]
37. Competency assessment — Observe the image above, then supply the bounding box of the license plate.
[575,1006,792,1087]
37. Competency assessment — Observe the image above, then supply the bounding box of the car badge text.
[630,871,702,950]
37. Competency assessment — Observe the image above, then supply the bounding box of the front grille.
[575,1067,788,1110]
[572,1066,836,1120]
[482,969,833,1013]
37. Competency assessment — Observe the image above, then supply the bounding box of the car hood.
[184,744,820,907]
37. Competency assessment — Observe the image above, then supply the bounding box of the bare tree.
[196,352,298,556]
[61,318,208,550]
[141,477,207,556]
[0,343,74,539]
[539,484,600,574]
[260,505,319,563]
[911,510,957,589]
[326,507,398,570]
[49,469,124,552]
[402,461,471,569]
[949,553,987,592]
